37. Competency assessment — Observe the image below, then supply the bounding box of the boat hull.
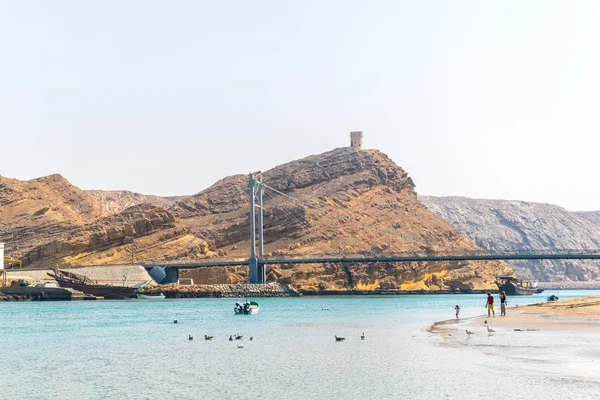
[497,283,538,295]
[234,308,259,315]
[49,274,138,299]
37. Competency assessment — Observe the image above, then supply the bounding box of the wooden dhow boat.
[48,268,145,300]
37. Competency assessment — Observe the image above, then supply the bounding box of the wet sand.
[431,296,600,383]
[433,296,600,333]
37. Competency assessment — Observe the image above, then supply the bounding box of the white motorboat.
[234,301,259,315]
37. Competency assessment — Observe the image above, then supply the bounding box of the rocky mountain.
[420,196,600,281]
[88,190,184,214]
[0,148,514,291]
[0,174,108,257]
[170,148,511,290]
[576,211,600,227]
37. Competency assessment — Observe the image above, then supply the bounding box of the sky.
[1,1,599,211]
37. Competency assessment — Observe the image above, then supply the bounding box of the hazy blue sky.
[1,1,599,211]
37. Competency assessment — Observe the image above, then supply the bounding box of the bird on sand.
[335,335,346,342]
[361,332,366,340]
[484,320,495,333]
[204,335,213,341]
[229,335,234,341]
[188,335,193,341]
[237,345,244,349]
[235,335,243,340]
[174,319,179,324]
[250,337,254,341]
[465,329,474,335]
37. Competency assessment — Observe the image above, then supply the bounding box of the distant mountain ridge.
[87,190,187,214]
[420,196,600,281]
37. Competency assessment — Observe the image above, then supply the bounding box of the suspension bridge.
[142,174,600,284]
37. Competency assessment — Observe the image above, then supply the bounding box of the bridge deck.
[144,251,600,269]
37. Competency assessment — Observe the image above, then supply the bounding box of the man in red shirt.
[485,292,495,317]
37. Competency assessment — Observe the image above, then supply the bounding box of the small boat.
[136,293,165,300]
[234,301,259,315]
[495,276,542,295]
[547,295,559,302]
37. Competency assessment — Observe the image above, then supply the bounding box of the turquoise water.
[1,291,599,399]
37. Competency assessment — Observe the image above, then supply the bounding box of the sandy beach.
[433,295,600,333]
[431,296,600,383]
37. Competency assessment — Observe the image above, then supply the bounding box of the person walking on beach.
[485,292,495,317]
[454,304,460,320]
[499,291,507,316]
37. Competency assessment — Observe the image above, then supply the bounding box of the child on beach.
[455,304,460,320]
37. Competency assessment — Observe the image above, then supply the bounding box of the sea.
[1,290,600,400]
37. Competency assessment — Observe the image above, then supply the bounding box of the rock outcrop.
[576,211,600,227]
[420,196,600,281]
[0,174,108,257]
[88,190,185,215]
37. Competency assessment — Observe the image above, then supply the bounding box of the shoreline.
[431,296,600,331]
[429,296,600,383]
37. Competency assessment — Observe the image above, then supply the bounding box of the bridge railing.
[145,248,600,267]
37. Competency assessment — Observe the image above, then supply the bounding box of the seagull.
[235,335,243,340]
[250,337,254,341]
[173,319,179,324]
[188,335,194,341]
[335,335,346,342]
[204,335,213,341]
[465,329,474,335]
[237,345,244,349]
[486,325,495,333]
[361,332,366,340]
[229,335,234,341]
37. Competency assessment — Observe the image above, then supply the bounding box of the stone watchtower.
[350,131,363,149]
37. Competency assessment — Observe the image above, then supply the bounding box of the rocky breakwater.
[139,283,301,298]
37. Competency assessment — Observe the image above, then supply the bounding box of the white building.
[350,131,363,149]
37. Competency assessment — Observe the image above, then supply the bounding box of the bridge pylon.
[249,174,265,283]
